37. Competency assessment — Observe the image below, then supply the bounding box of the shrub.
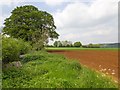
[2,36,31,64]
[74,42,82,47]
[2,37,20,64]
[0,34,2,60]
[21,53,45,63]
[17,39,32,55]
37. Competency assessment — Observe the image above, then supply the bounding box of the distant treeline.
[100,43,120,48]
[46,41,120,48]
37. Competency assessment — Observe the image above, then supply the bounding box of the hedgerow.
[2,36,32,64]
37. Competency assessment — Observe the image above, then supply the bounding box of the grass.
[46,47,119,51]
[2,51,118,88]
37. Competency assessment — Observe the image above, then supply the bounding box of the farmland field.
[2,2,119,88]
[47,48,119,81]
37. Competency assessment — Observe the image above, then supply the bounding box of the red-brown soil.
[48,50,119,81]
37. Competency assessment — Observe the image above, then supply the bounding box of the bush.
[74,42,82,47]
[17,39,32,55]
[2,36,32,64]
[21,53,45,63]
[0,34,2,60]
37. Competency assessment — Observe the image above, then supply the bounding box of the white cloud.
[0,0,24,5]
[0,0,119,44]
[52,0,118,44]
[44,0,65,6]
[54,0,118,28]
[43,0,94,6]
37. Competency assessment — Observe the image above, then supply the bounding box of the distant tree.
[88,43,93,48]
[57,41,62,47]
[74,42,82,47]
[3,5,59,50]
[46,44,53,47]
[88,43,101,48]
[67,41,73,47]
[54,41,58,47]
[93,44,100,48]
[61,40,72,47]
[82,45,88,48]
[54,41,62,47]
[54,40,73,47]
[61,41,67,47]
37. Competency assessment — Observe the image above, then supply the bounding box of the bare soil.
[48,50,119,81]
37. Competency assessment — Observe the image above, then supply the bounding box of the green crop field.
[46,47,119,51]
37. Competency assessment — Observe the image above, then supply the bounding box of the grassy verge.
[46,47,119,51]
[2,51,118,88]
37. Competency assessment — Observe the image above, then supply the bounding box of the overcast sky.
[0,0,119,44]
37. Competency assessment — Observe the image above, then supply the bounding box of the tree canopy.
[53,40,72,47]
[74,42,82,47]
[3,5,59,50]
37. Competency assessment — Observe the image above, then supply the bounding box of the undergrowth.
[2,51,118,88]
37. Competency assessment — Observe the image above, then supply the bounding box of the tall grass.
[2,51,118,88]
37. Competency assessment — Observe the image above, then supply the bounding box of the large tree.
[3,5,59,50]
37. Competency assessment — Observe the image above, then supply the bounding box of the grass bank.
[2,51,118,88]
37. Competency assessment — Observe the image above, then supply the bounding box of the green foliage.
[88,43,101,48]
[2,36,31,64]
[2,37,20,64]
[61,40,72,47]
[53,40,72,47]
[2,51,118,88]
[21,52,45,63]
[74,42,82,47]
[2,67,32,88]
[0,34,1,89]
[53,41,62,47]
[3,5,59,50]
[53,41,58,47]
[45,45,53,47]
[17,39,32,55]
[0,34,2,59]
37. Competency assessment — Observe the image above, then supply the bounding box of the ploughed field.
[47,49,118,81]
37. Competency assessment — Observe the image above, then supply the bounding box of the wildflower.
[102,74,106,77]
[103,68,106,71]
[114,80,118,83]
[75,84,77,86]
